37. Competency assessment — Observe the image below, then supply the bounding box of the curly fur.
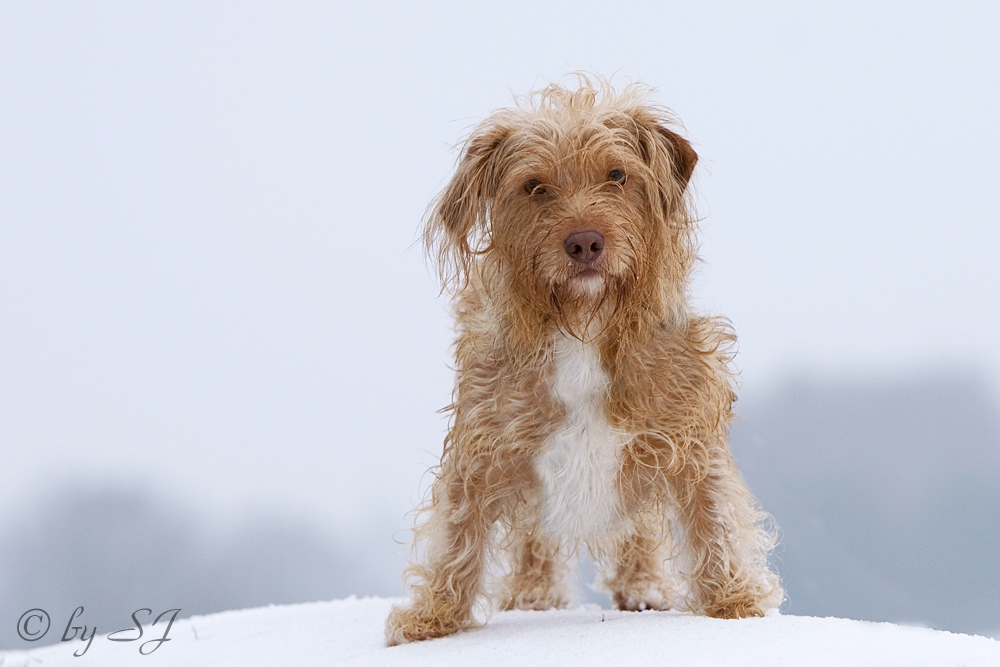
[385,75,782,646]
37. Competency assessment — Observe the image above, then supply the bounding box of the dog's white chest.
[534,335,626,544]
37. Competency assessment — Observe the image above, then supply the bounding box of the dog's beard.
[508,244,637,339]
[546,270,632,340]
[565,269,605,298]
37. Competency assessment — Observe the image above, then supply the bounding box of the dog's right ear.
[425,120,511,293]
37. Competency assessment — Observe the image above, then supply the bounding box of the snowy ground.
[3,597,999,667]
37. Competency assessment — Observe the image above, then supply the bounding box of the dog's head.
[427,77,698,330]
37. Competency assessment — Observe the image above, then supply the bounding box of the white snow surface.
[3,597,999,667]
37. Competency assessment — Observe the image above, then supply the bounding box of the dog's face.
[428,82,697,327]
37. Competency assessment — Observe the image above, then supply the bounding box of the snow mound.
[3,597,999,666]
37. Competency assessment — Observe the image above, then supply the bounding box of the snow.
[3,597,999,667]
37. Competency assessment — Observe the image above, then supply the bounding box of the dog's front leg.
[385,451,502,645]
[669,444,781,619]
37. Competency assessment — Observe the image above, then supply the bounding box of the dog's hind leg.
[603,527,682,612]
[502,527,570,611]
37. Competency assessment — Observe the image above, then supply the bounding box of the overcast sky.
[1,2,998,534]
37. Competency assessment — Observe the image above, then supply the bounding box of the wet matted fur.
[386,76,782,645]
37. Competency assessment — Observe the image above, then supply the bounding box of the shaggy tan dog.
[386,77,782,646]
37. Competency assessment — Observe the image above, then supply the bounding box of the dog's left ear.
[628,109,698,201]
[653,125,698,190]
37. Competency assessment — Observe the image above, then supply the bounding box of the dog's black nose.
[563,230,605,265]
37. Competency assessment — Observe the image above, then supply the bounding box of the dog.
[386,76,782,645]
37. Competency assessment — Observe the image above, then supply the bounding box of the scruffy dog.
[386,77,782,645]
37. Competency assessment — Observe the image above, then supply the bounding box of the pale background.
[1,1,998,647]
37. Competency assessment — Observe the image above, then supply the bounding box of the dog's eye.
[524,179,546,195]
[608,169,626,184]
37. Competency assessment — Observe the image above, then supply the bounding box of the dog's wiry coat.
[385,77,782,645]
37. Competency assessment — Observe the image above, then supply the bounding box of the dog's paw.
[611,585,674,612]
[384,603,469,646]
[502,585,570,612]
[703,593,765,619]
